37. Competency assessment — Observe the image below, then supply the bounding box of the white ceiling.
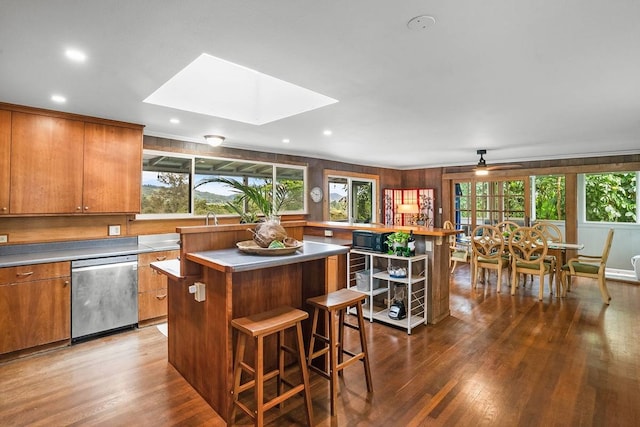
[1,1,639,169]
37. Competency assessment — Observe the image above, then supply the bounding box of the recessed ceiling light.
[51,94,66,103]
[144,53,338,125]
[65,48,87,62]
[169,118,180,124]
[282,138,290,144]
[323,130,332,136]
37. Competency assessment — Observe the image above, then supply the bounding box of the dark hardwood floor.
[2,267,639,426]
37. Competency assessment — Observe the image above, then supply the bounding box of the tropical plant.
[210,177,291,220]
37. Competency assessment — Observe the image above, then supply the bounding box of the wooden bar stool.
[230,306,314,427]
[306,288,373,416]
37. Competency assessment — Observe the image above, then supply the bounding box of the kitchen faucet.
[205,212,218,226]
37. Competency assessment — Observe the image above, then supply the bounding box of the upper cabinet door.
[10,112,84,214]
[0,110,10,214]
[83,123,142,213]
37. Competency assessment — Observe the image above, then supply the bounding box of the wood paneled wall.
[2,132,638,245]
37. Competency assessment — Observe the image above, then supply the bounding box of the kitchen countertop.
[305,221,460,237]
[0,234,180,268]
[185,240,349,273]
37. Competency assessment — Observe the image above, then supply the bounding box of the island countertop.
[185,240,349,273]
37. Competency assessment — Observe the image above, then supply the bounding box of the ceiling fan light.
[475,168,489,176]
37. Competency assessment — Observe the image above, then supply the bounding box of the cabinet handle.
[76,206,82,211]
[64,280,70,286]
[16,271,34,277]
[1,207,6,211]
[84,206,89,210]
[156,256,167,261]
[155,293,167,300]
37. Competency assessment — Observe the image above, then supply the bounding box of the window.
[140,150,306,218]
[475,180,526,225]
[276,166,305,212]
[325,171,377,223]
[583,172,637,223]
[532,175,565,221]
[141,152,192,215]
[452,178,529,234]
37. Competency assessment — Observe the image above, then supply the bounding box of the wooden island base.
[154,235,348,423]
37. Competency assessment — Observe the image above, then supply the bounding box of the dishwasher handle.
[72,261,138,273]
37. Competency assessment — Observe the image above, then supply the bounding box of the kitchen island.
[152,235,348,423]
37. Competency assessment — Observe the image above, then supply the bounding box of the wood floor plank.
[1,268,639,426]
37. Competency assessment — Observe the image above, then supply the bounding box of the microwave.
[352,230,393,253]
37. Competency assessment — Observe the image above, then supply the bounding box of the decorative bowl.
[236,240,303,256]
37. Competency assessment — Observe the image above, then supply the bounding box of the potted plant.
[386,231,411,256]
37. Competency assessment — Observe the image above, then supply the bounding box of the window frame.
[323,169,378,224]
[579,171,638,224]
[452,177,530,235]
[138,149,307,220]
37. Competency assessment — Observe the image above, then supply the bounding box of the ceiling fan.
[474,149,521,175]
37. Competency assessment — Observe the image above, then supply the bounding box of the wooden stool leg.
[307,308,319,368]
[255,335,264,427]
[278,329,285,409]
[296,322,315,426]
[230,333,246,423]
[356,302,373,392]
[337,308,345,376]
[328,309,338,416]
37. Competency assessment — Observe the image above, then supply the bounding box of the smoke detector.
[407,15,436,31]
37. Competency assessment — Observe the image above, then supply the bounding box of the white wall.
[577,224,640,270]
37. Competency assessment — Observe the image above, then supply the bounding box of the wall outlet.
[108,225,121,236]
[0,234,8,243]
[189,282,206,302]
[324,230,333,237]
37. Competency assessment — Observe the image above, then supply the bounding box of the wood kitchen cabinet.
[0,109,10,215]
[83,123,142,213]
[4,104,143,215]
[138,250,179,324]
[0,262,71,355]
[10,112,85,214]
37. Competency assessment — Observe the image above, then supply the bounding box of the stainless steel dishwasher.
[71,254,138,341]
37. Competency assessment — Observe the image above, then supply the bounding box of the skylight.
[143,53,338,125]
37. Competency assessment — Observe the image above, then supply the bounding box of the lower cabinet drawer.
[138,288,168,321]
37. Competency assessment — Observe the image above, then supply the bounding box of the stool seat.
[307,288,367,311]
[307,288,373,417]
[230,306,313,427]
[231,305,308,337]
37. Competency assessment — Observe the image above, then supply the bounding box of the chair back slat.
[508,227,548,264]
[471,225,504,260]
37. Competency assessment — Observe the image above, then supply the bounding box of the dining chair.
[532,221,564,280]
[532,221,563,243]
[496,220,520,236]
[471,225,509,292]
[444,220,470,273]
[508,227,556,300]
[496,221,521,280]
[561,228,614,304]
